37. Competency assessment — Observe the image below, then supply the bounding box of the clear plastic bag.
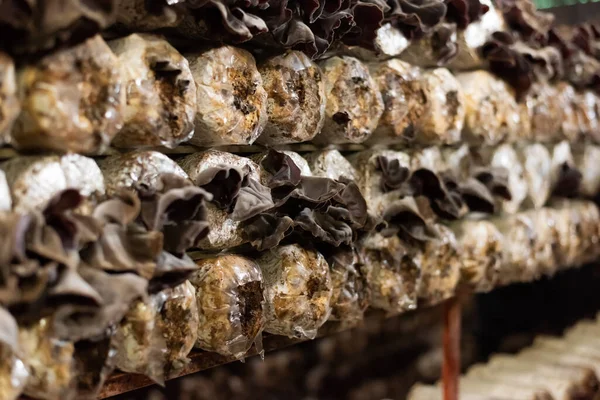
[0,307,28,400]
[114,293,168,385]
[114,280,200,383]
[187,46,267,146]
[314,56,383,145]
[361,234,420,315]
[19,318,76,400]
[190,255,265,359]
[258,245,332,339]
[257,51,326,145]
[108,34,196,149]
[451,219,503,293]
[491,214,538,285]
[327,249,371,326]
[525,208,560,276]
[416,225,460,305]
[160,281,199,376]
[517,144,552,209]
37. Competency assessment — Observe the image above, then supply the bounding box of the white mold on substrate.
[577,91,600,141]
[98,150,189,196]
[190,255,265,359]
[415,225,460,306]
[256,244,332,340]
[555,83,583,143]
[339,23,410,62]
[1,154,105,213]
[553,200,600,268]
[313,56,383,145]
[179,150,262,250]
[114,293,168,385]
[409,146,446,172]
[523,208,561,277]
[12,35,125,154]
[186,46,268,146]
[108,34,196,148]
[327,250,371,326]
[257,51,326,145]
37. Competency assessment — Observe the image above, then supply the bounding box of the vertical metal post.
[442,296,461,400]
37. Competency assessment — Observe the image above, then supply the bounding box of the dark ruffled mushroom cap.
[481,31,534,99]
[383,0,447,40]
[242,150,374,250]
[551,162,583,198]
[550,26,600,91]
[0,174,212,342]
[134,173,212,291]
[376,156,465,220]
[472,166,513,201]
[260,0,357,57]
[0,0,116,57]
[444,0,488,30]
[0,190,100,322]
[179,0,270,42]
[496,0,553,42]
[380,197,439,243]
[430,22,459,65]
[194,165,274,222]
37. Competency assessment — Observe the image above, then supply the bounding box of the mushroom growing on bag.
[1,154,105,213]
[98,150,189,196]
[179,150,272,251]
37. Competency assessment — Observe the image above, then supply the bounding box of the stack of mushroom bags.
[409,313,600,400]
[1,0,600,399]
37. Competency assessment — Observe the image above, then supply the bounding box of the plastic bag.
[19,318,75,400]
[361,234,420,315]
[190,255,265,359]
[258,245,332,339]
